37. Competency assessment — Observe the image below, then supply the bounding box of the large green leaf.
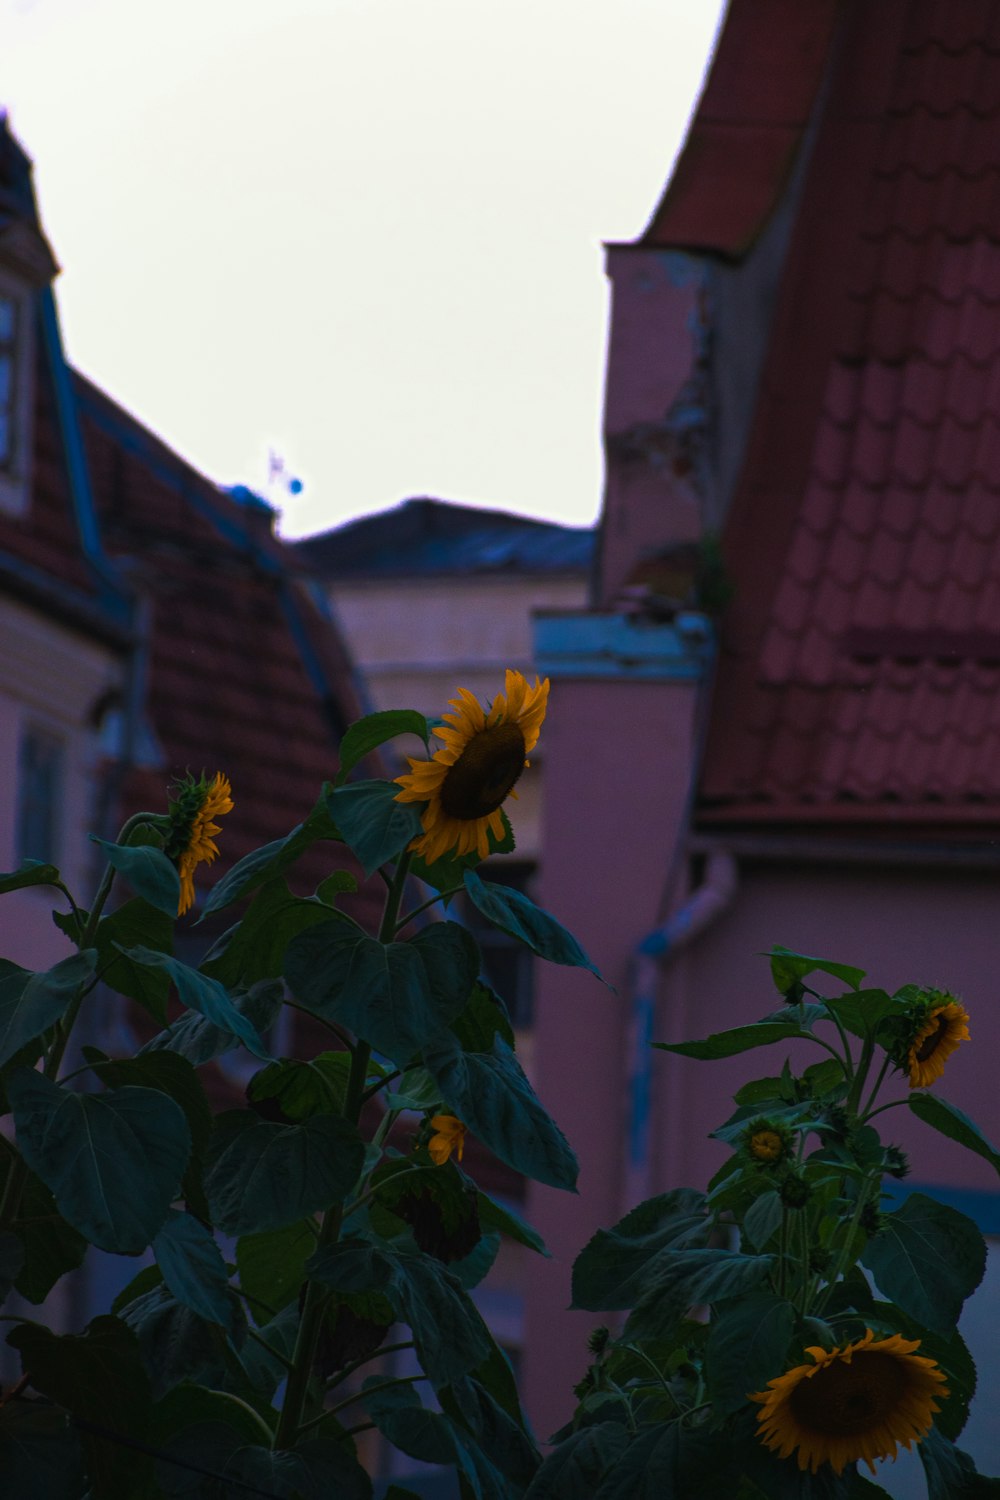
[121,1286,235,1400]
[328,778,424,876]
[765,947,866,996]
[861,1193,986,1335]
[389,1251,496,1390]
[247,1052,351,1122]
[90,835,180,916]
[203,1110,365,1233]
[443,1371,540,1489]
[524,1422,629,1499]
[908,1093,1000,1177]
[0,859,60,895]
[450,980,515,1052]
[83,1047,213,1159]
[198,789,342,918]
[335,708,430,784]
[140,979,282,1067]
[236,1219,317,1320]
[624,1249,775,1340]
[121,947,272,1060]
[704,1292,796,1413]
[0,949,96,1068]
[477,1190,549,1256]
[285,920,478,1068]
[94,899,173,1021]
[918,1425,1000,1500]
[424,1033,578,1190]
[362,1378,459,1465]
[10,1170,87,1303]
[463,870,602,978]
[655,1021,815,1060]
[153,1209,231,1327]
[9,1069,191,1253]
[593,1421,735,1500]
[823,989,897,1040]
[202,877,337,989]
[7,1316,152,1498]
[0,1400,84,1500]
[306,1236,399,1295]
[571,1190,711,1310]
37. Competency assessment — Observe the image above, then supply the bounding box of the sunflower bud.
[743,1117,793,1167]
[884,1144,910,1180]
[779,1172,811,1210]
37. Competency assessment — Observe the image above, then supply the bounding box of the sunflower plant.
[535,946,999,1500]
[0,672,604,1499]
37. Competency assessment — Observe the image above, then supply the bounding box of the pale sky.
[2,0,726,537]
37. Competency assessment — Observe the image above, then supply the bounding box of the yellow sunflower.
[427,1114,466,1165]
[906,1000,970,1089]
[166,772,233,916]
[394,670,549,864]
[752,1329,949,1476]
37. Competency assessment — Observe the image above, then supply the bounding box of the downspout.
[624,848,738,1209]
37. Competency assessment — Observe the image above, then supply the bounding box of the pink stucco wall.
[522,670,701,1437]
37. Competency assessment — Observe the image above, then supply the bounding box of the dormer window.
[0,271,33,516]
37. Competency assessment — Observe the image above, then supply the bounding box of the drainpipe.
[624,848,738,1212]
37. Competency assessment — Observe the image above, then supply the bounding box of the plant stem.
[845,1035,875,1117]
[323,1339,416,1392]
[394,887,463,934]
[274,852,412,1450]
[324,1372,426,1420]
[814,1174,877,1316]
[859,1053,892,1121]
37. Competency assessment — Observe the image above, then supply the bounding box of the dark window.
[17,726,64,865]
[0,293,16,471]
[461,861,536,1028]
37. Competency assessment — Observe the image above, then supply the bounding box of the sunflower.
[905,1000,970,1089]
[752,1329,948,1476]
[427,1114,467,1166]
[394,670,549,864]
[165,772,233,916]
[743,1117,792,1166]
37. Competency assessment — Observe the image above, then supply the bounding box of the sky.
[2,0,726,538]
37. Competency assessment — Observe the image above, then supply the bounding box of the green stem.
[245,1325,295,1372]
[53,882,87,944]
[803,986,855,1083]
[776,1209,789,1297]
[796,1211,812,1316]
[859,1053,892,1121]
[394,887,463,934]
[862,1098,907,1123]
[845,1035,875,1117]
[324,1339,416,1392]
[814,1174,877,1316]
[274,853,412,1451]
[324,1372,426,1421]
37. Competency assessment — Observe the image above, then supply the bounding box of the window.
[0,272,33,516]
[17,725,64,865]
[0,291,16,470]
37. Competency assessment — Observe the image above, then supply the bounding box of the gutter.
[625,848,738,1209]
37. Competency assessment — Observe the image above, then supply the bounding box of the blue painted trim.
[534,611,713,681]
[882,1180,1000,1236]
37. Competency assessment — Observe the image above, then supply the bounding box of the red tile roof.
[72,373,367,890]
[696,0,1000,830]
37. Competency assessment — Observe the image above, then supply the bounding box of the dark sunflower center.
[439,722,527,820]
[789,1353,908,1436]
[915,1016,950,1062]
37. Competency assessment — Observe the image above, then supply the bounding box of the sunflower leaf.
[764,947,866,996]
[860,1192,987,1334]
[90,836,180,916]
[0,859,61,895]
[572,1190,712,1309]
[94,899,173,1021]
[197,787,342,919]
[119,947,273,1061]
[0,949,96,1069]
[152,1209,231,1327]
[591,1421,735,1500]
[704,1292,796,1413]
[200,877,336,989]
[8,1070,191,1254]
[202,1109,365,1234]
[907,1093,1000,1177]
[918,1425,998,1500]
[139,979,282,1068]
[463,871,604,980]
[655,1021,814,1061]
[328,778,424,877]
[623,1249,775,1341]
[284,919,478,1068]
[334,709,430,784]
[523,1422,629,1499]
[423,1032,578,1191]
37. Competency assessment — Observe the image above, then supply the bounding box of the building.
[522,2,1000,1488]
